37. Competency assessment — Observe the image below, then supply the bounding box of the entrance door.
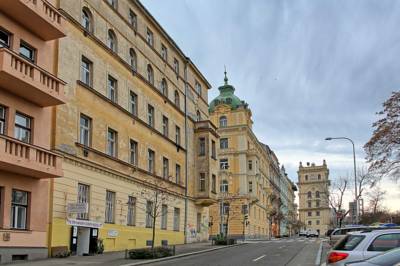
[89,228,99,254]
[76,227,90,256]
[70,226,78,255]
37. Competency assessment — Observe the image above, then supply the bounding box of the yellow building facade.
[297,161,331,235]
[208,74,289,239]
[49,0,218,256]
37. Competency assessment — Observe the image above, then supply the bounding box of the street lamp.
[325,137,358,224]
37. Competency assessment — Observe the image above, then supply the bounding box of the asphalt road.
[144,237,322,266]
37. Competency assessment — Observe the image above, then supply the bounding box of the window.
[14,113,31,143]
[211,140,216,159]
[316,220,320,225]
[211,175,216,193]
[81,56,92,86]
[107,30,117,52]
[305,175,308,181]
[220,180,228,193]
[307,201,311,208]
[107,75,117,102]
[219,116,227,127]
[128,9,137,30]
[175,164,181,184]
[220,202,229,215]
[196,110,201,122]
[316,191,320,198]
[107,0,117,9]
[161,79,168,97]
[127,196,136,226]
[220,158,229,170]
[173,58,179,75]
[318,174,321,180]
[129,48,137,71]
[335,235,365,251]
[199,138,206,156]
[107,128,117,157]
[307,191,312,199]
[129,91,137,116]
[199,173,206,192]
[161,205,168,230]
[11,190,28,229]
[162,116,169,137]
[197,213,202,233]
[161,44,168,61]
[242,204,248,214]
[220,138,228,149]
[0,105,5,134]
[147,104,154,127]
[147,149,155,173]
[163,157,169,179]
[195,81,202,96]
[146,28,153,46]
[147,64,154,85]
[129,140,137,165]
[77,184,89,220]
[79,114,91,146]
[316,211,320,216]
[174,90,180,107]
[175,126,181,145]
[105,191,115,223]
[308,211,312,217]
[173,208,180,231]
[248,181,253,193]
[146,201,153,227]
[0,28,10,47]
[316,200,320,207]
[248,160,253,170]
[308,220,312,225]
[20,42,35,62]
[81,8,92,32]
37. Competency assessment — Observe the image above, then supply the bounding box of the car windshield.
[334,235,365,251]
[366,247,400,265]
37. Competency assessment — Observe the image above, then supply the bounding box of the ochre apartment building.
[0,0,66,263]
[49,0,218,256]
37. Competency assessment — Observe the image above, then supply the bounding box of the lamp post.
[325,137,358,224]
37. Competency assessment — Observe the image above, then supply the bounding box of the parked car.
[330,226,371,246]
[299,230,307,237]
[326,229,400,266]
[326,229,335,237]
[345,247,400,266]
[307,229,319,238]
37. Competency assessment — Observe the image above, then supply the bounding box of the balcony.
[0,0,65,41]
[0,135,63,179]
[195,188,218,206]
[0,48,66,107]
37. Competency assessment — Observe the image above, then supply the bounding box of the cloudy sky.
[141,0,400,211]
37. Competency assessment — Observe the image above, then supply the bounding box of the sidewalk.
[8,241,230,266]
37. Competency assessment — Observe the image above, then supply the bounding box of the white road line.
[252,254,266,262]
[315,240,323,266]
[278,245,286,249]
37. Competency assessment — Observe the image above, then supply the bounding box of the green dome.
[209,72,246,113]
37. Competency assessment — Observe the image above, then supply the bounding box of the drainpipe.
[183,58,189,244]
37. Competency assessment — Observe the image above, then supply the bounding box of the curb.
[315,239,327,266]
[120,243,247,266]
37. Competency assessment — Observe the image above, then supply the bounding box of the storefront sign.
[67,202,88,214]
[66,218,102,228]
[108,229,118,237]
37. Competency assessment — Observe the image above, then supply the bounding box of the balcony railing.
[0,0,65,41]
[0,135,63,179]
[0,48,66,107]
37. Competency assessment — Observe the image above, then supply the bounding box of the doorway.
[70,226,98,256]
[77,227,90,255]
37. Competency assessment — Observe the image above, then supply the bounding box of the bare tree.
[329,177,349,227]
[366,186,387,214]
[364,91,400,181]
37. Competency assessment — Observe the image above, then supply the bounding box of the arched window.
[318,174,321,180]
[316,191,320,198]
[307,191,312,199]
[107,30,117,52]
[160,78,168,96]
[174,90,180,107]
[129,48,137,71]
[220,180,228,193]
[196,110,201,121]
[219,116,227,127]
[82,8,93,33]
[147,64,154,85]
[305,175,308,181]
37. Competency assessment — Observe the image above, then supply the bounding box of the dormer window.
[219,116,227,127]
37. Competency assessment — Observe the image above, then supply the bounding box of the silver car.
[345,247,400,266]
[327,229,400,266]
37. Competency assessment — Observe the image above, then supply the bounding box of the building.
[279,166,297,236]
[208,72,285,239]
[0,0,66,263]
[297,160,331,235]
[49,0,218,256]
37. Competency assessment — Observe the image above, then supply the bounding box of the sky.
[141,0,400,212]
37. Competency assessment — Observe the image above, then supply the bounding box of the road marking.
[252,254,266,262]
[278,245,286,249]
[315,240,323,266]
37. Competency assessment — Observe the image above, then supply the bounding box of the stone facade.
[297,161,331,235]
[49,0,218,255]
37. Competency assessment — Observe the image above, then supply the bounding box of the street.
[136,237,323,266]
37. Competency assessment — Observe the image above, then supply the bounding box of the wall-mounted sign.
[67,202,88,214]
[108,229,118,237]
[67,218,102,228]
